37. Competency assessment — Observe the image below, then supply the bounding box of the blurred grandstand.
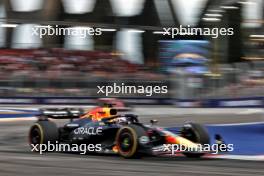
[0,48,263,98]
[0,48,166,97]
[0,0,263,99]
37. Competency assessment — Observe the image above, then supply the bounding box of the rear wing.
[38,108,84,119]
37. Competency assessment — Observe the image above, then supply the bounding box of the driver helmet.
[81,107,117,121]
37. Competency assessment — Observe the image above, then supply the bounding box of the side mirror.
[150,119,158,125]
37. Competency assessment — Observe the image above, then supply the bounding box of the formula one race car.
[29,107,213,158]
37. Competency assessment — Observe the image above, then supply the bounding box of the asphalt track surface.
[1,107,264,176]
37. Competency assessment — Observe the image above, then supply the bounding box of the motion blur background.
[0,0,263,99]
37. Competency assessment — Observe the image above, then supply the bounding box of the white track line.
[205,154,264,161]
[208,121,264,126]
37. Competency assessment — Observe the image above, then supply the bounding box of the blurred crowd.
[0,48,263,98]
[0,48,166,97]
[201,65,264,98]
[0,49,163,80]
[201,81,264,99]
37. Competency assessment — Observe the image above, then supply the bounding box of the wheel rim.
[119,132,134,153]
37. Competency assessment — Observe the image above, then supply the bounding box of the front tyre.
[115,124,149,158]
[29,120,59,151]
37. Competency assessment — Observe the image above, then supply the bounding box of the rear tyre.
[115,124,148,158]
[29,120,59,151]
[180,123,210,158]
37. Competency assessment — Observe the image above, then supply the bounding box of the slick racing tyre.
[29,120,59,151]
[115,124,149,158]
[180,122,210,158]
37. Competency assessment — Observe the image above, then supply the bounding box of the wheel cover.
[119,132,134,152]
[181,128,198,143]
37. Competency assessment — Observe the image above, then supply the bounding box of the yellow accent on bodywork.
[174,135,199,148]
